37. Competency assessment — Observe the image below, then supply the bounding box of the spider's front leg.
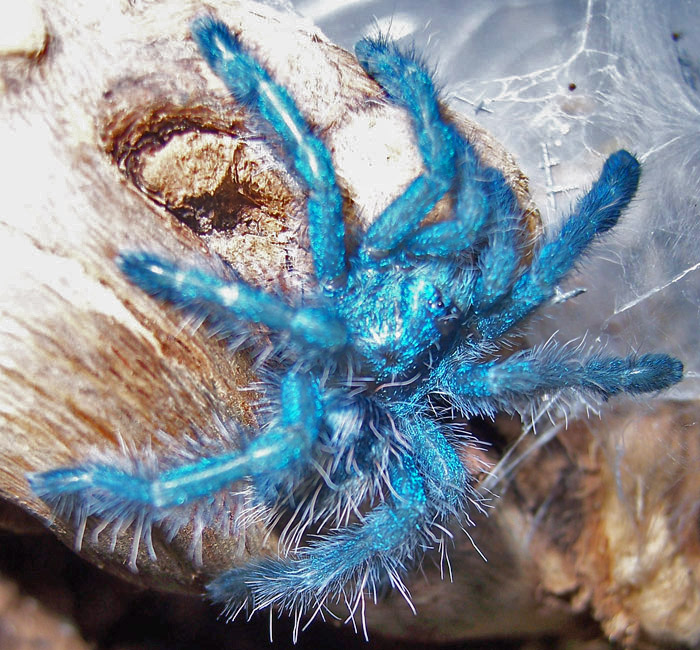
[354,38,461,261]
[354,38,519,270]
[116,252,348,351]
[192,17,347,291]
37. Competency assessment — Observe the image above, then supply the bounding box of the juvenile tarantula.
[30,16,683,629]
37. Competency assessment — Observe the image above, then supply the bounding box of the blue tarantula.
[30,17,683,629]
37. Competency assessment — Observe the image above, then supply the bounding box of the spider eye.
[427,288,448,315]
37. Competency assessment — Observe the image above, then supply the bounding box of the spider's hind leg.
[207,415,471,625]
[28,372,324,564]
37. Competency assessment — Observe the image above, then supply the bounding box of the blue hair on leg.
[208,454,429,617]
[434,346,684,417]
[530,150,641,289]
[355,37,464,262]
[192,17,347,290]
[28,372,325,567]
[118,252,349,351]
[470,167,526,311]
[403,154,490,258]
[475,150,641,340]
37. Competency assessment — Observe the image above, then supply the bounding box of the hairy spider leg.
[207,457,427,620]
[117,252,349,351]
[402,149,491,258]
[470,167,528,311]
[431,347,684,417]
[207,415,469,623]
[192,17,347,291]
[354,38,463,262]
[354,38,523,272]
[475,149,641,340]
[28,373,324,535]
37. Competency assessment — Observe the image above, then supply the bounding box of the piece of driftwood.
[0,1,697,647]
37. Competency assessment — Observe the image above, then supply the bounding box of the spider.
[29,16,683,633]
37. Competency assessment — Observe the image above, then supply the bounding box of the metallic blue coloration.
[28,16,684,635]
[193,18,347,290]
[354,38,460,263]
[475,150,642,339]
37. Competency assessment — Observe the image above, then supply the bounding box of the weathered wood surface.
[0,1,697,647]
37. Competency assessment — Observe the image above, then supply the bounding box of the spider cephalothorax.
[29,16,683,633]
